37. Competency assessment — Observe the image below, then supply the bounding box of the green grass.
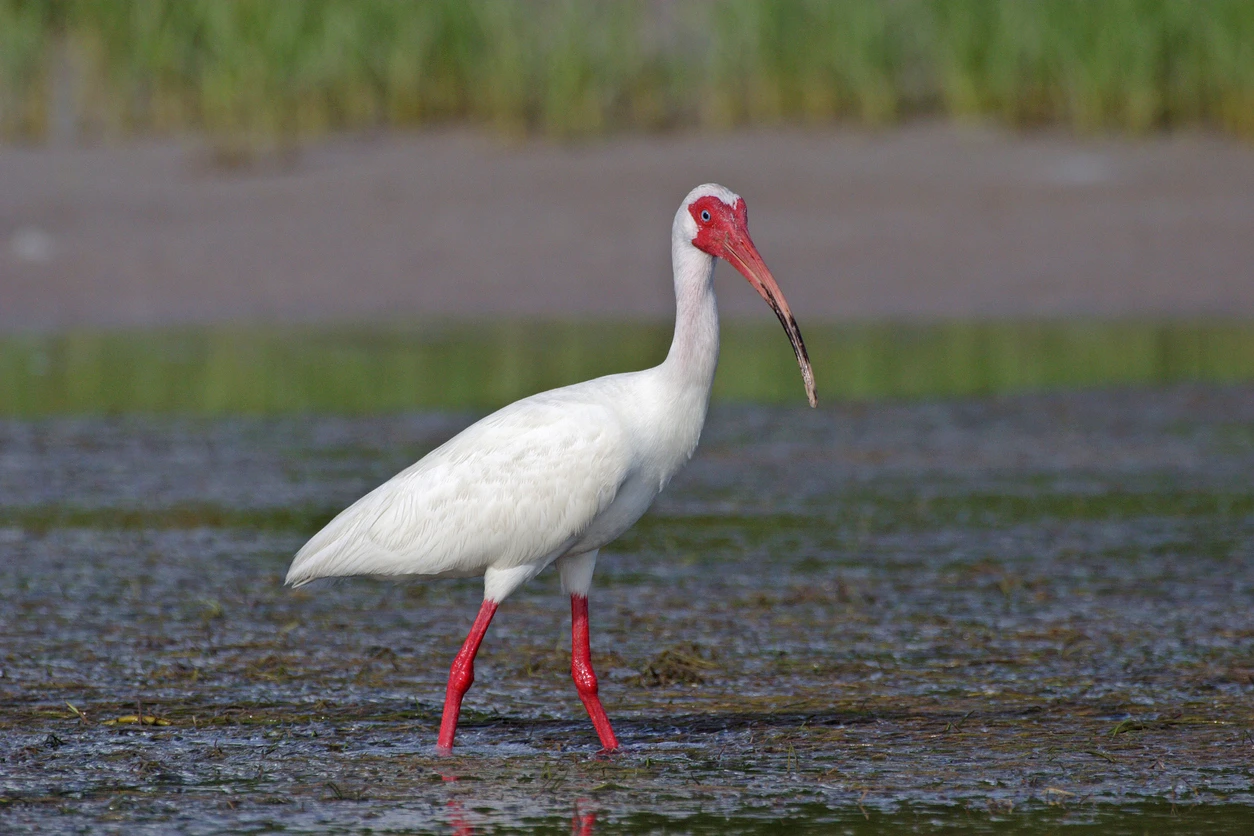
[2,320,1252,417]
[2,1,1254,145]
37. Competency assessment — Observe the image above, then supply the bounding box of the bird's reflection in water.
[445,798,473,836]
[570,799,598,835]
[441,776,597,834]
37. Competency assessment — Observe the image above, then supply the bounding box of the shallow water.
[5,320,1254,416]
[2,387,1253,833]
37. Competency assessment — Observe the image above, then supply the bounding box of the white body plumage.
[285,185,733,603]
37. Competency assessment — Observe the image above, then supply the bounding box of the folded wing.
[286,395,632,587]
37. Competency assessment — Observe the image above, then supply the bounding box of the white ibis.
[286,184,817,753]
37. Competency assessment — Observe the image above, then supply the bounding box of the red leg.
[437,599,498,752]
[570,594,619,752]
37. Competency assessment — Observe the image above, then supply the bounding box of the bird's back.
[285,382,638,587]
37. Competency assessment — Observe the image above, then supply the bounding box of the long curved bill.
[722,232,818,407]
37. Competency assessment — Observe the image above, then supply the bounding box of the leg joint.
[449,656,475,693]
[572,658,598,696]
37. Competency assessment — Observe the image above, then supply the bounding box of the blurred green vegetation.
[2,321,1252,416]
[2,0,1253,148]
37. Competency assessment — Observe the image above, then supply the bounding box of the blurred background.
[2,0,1254,413]
[8,7,1254,829]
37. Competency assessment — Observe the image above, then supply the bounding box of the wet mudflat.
[1,386,1253,833]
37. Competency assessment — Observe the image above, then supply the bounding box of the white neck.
[661,231,720,402]
[627,195,729,484]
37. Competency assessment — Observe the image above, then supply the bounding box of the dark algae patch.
[1,386,1253,832]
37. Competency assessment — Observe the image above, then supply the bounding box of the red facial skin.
[689,195,750,257]
[687,195,818,407]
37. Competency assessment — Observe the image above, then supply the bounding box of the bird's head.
[680,184,817,407]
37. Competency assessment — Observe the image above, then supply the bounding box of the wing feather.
[285,392,632,586]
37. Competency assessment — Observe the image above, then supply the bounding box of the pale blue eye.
[701,210,711,222]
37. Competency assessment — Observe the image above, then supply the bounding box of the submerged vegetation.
[2,320,1254,416]
[2,0,1254,148]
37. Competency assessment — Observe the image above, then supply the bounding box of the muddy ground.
[1,386,1252,832]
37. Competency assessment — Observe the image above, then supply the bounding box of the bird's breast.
[566,400,706,556]
[567,466,660,554]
